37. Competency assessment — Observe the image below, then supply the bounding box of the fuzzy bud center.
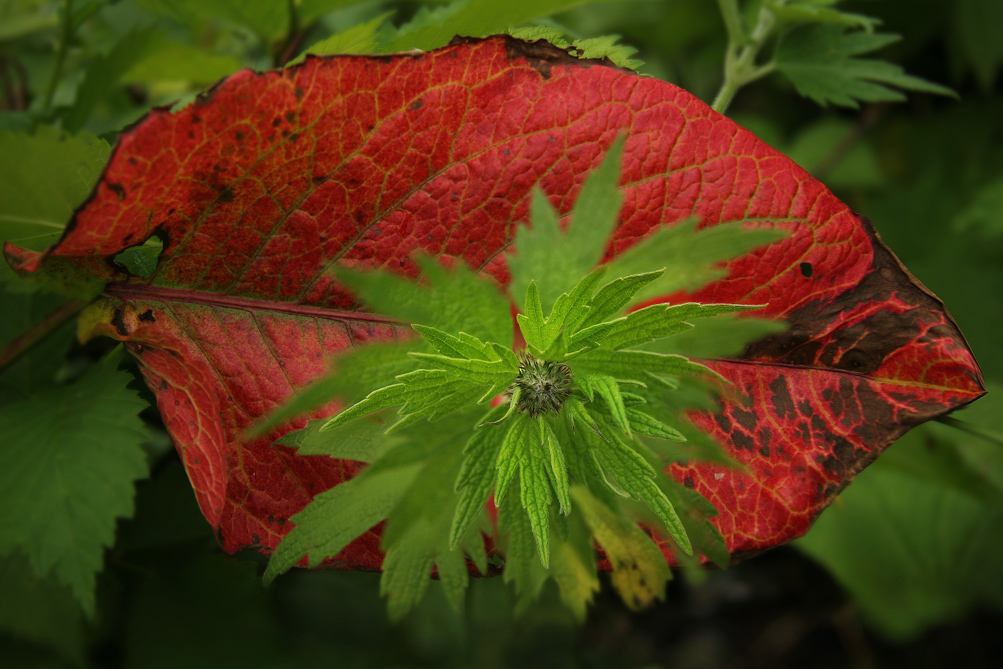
[514,354,573,417]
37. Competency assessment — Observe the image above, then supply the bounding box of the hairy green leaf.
[0,356,148,615]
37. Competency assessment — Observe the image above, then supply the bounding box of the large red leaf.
[5,37,983,567]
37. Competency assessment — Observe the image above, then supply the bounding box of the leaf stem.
[0,298,84,372]
[936,416,1003,447]
[42,0,74,112]
[711,0,776,115]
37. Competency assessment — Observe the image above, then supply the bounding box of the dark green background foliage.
[1,1,1002,666]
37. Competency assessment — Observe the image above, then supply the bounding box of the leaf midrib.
[103,283,399,324]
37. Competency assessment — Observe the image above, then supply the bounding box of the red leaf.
[4,37,983,567]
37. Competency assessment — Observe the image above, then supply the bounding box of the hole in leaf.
[799,262,813,278]
[114,237,163,278]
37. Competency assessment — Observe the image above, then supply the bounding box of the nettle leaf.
[775,24,956,108]
[3,37,983,570]
[0,356,148,615]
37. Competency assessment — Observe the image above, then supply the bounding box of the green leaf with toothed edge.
[573,485,672,610]
[572,348,722,385]
[449,405,508,549]
[508,136,625,314]
[601,302,763,351]
[582,374,631,437]
[520,433,553,567]
[336,254,513,347]
[590,428,693,556]
[572,270,664,331]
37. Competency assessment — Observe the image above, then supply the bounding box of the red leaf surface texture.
[5,37,984,568]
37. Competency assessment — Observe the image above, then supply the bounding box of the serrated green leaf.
[264,463,421,584]
[495,414,532,507]
[321,382,412,430]
[775,24,956,108]
[573,486,672,610]
[573,349,720,385]
[543,420,571,514]
[591,435,692,555]
[337,255,512,347]
[291,12,391,62]
[508,138,624,313]
[520,438,553,567]
[583,374,631,436]
[602,219,787,303]
[563,396,604,439]
[408,352,517,387]
[450,408,509,549]
[627,408,686,441]
[602,302,762,350]
[413,324,495,361]
[275,417,393,462]
[0,356,149,615]
[574,270,664,331]
[248,342,420,436]
[498,478,549,608]
[380,524,437,621]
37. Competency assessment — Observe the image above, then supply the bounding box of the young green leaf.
[450,407,509,549]
[573,270,664,331]
[276,417,394,462]
[0,355,148,615]
[508,137,624,312]
[572,349,722,385]
[601,219,788,304]
[592,434,693,555]
[263,462,422,584]
[542,420,571,514]
[337,255,512,347]
[573,485,672,610]
[412,324,497,361]
[520,438,553,567]
[498,479,550,609]
[601,302,763,350]
[582,374,631,436]
[775,24,956,108]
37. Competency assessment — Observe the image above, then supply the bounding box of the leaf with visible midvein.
[498,480,549,608]
[542,420,571,514]
[450,407,508,549]
[495,414,533,507]
[413,324,497,361]
[508,137,624,312]
[573,349,720,385]
[275,418,393,462]
[520,440,553,567]
[593,435,692,555]
[573,486,672,610]
[601,302,762,350]
[337,256,512,347]
[0,356,148,615]
[573,271,664,331]
[602,219,788,304]
[582,374,631,436]
[263,463,422,584]
[408,352,517,388]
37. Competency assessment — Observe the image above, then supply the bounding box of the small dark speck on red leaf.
[800,262,813,278]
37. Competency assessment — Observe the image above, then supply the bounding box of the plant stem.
[0,299,84,373]
[42,0,74,111]
[712,0,776,115]
[936,416,1003,447]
